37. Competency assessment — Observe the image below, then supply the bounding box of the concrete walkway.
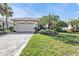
[0,33,33,56]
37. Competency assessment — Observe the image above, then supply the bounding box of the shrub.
[48,29,58,35]
[8,27,13,32]
[0,28,6,34]
[0,28,5,31]
[34,25,45,33]
[39,29,58,35]
[39,29,49,34]
[38,24,45,29]
[54,28,63,32]
[0,25,2,28]
[34,26,40,32]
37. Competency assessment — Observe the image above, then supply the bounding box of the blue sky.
[8,3,79,20]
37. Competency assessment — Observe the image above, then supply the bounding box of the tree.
[0,3,13,30]
[40,13,60,29]
[48,13,52,29]
[50,13,60,29]
[67,19,78,26]
[67,18,79,31]
[57,20,68,28]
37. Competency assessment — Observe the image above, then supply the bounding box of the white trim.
[15,34,33,56]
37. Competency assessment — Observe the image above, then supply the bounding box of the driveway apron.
[0,33,33,56]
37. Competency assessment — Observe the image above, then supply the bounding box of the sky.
[6,3,79,20]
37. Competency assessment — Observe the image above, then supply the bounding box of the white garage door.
[15,24,37,32]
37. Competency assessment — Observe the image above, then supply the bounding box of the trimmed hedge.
[0,28,5,31]
[54,28,63,32]
[39,29,49,34]
[39,29,58,35]
[34,26,40,32]
[8,27,14,32]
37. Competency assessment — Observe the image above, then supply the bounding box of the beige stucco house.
[0,17,39,32]
[11,17,39,32]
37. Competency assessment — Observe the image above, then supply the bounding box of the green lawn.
[20,32,79,56]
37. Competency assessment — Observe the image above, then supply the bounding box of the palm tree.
[48,13,52,29]
[0,4,4,29]
[48,13,60,29]
[0,3,13,30]
[67,18,79,32]
[40,13,60,30]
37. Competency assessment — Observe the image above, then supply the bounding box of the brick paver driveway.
[0,33,33,56]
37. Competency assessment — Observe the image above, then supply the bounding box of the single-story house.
[62,25,79,32]
[11,17,39,32]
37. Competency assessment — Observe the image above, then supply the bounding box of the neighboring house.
[0,18,14,29]
[62,25,79,32]
[11,17,39,32]
[62,25,73,30]
[71,25,79,31]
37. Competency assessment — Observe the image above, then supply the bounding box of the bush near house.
[0,25,2,28]
[0,28,5,31]
[0,28,6,34]
[39,29,58,35]
[8,27,14,32]
[34,26,40,32]
[54,28,63,32]
[34,24,45,33]
[0,25,6,34]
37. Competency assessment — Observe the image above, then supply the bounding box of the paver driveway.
[0,33,33,56]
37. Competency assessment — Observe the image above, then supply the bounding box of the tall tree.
[67,18,79,31]
[57,20,68,27]
[0,3,13,30]
[48,13,52,29]
[0,4,5,29]
[40,13,60,29]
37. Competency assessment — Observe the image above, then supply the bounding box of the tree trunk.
[2,22,4,29]
[5,16,8,30]
[48,21,51,29]
[2,16,5,29]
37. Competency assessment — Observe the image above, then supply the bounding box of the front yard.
[20,32,79,56]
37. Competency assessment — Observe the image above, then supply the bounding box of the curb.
[15,34,33,56]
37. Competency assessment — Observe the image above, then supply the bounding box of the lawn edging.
[15,34,33,56]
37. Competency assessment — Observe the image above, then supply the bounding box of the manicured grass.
[20,33,79,56]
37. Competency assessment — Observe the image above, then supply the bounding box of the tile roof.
[11,17,40,21]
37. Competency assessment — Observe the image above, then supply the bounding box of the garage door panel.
[15,24,37,32]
